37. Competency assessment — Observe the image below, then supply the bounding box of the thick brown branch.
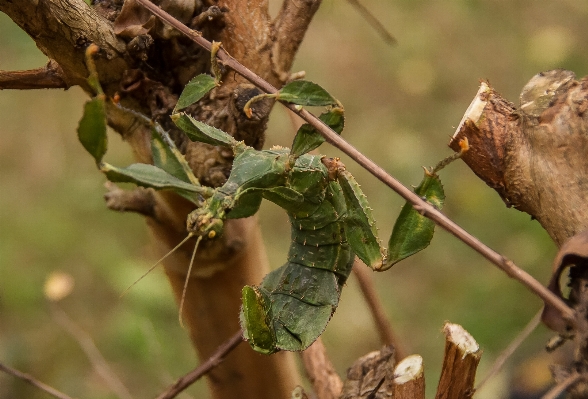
[450,71,588,246]
[270,0,322,82]
[0,0,128,92]
[0,60,69,90]
[156,331,243,399]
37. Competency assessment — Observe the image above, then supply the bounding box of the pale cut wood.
[301,338,343,399]
[392,355,425,399]
[435,323,481,399]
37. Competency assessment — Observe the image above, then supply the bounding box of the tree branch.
[0,60,69,90]
[0,362,76,399]
[352,259,407,359]
[0,0,128,92]
[270,0,322,83]
[135,0,575,324]
[155,331,243,399]
[50,306,133,399]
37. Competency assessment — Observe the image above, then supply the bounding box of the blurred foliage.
[2,0,588,398]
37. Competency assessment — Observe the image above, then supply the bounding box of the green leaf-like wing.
[291,107,345,157]
[338,170,384,270]
[78,97,107,165]
[173,74,216,113]
[172,113,236,147]
[101,162,205,203]
[278,80,337,106]
[385,171,445,269]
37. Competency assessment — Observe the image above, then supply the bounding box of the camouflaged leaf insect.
[171,114,410,354]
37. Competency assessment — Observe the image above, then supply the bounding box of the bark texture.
[0,0,322,398]
[339,346,396,399]
[434,323,481,399]
[450,69,588,246]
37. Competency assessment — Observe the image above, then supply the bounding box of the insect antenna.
[120,233,195,297]
[179,235,203,328]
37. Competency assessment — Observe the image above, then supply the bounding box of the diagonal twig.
[134,0,574,323]
[541,373,584,399]
[0,361,76,399]
[352,258,407,359]
[50,306,134,399]
[345,0,396,45]
[475,309,542,392]
[155,331,243,399]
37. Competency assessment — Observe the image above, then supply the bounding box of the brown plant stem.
[542,373,583,399]
[435,323,481,399]
[475,309,542,392]
[155,331,243,399]
[352,259,407,359]
[300,338,343,399]
[0,362,76,399]
[50,306,134,399]
[345,0,396,45]
[135,0,574,325]
[0,60,68,90]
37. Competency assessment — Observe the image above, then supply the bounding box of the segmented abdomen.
[241,165,355,353]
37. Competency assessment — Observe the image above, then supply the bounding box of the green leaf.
[171,113,236,147]
[385,172,445,269]
[78,97,107,164]
[101,162,204,203]
[291,107,344,157]
[173,74,216,113]
[277,80,337,106]
[151,128,191,183]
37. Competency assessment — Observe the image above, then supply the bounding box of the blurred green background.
[2,1,588,398]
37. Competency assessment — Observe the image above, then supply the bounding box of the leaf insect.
[78,46,466,353]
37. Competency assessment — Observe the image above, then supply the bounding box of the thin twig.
[541,373,583,399]
[345,0,396,45]
[155,331,243,399]
[475,309,542,392]
[0,362,76,399]
[0,60,69,90]
[134,0,574,323]
[352,259,407,359]
[50,306,134,399]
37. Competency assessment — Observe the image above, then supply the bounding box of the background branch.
[0,362,76,399]
[156,331,243,399]
[352,259,407,359]
[0,60,68,90]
